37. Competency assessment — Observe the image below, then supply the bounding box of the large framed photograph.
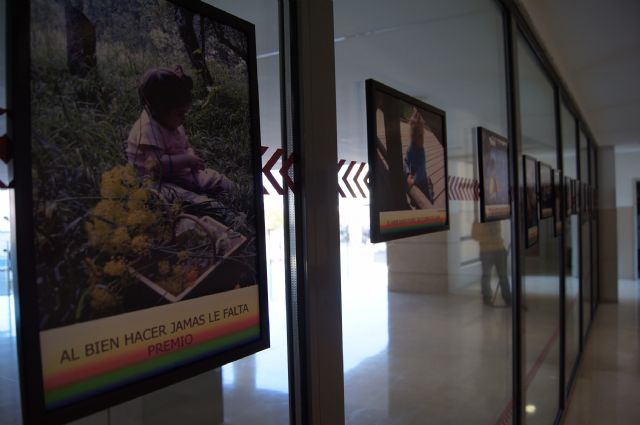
[553,169,563,237]
[11,1,269,423]
[477,127,511,222]
[538,162,554,219]
[366,79,449,243]
[523,155,539,248]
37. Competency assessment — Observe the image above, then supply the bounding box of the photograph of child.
[538,163,554,219]
[366,80,449,242]
[478,128,511,222]
[30,0,263,330]
[523,156,539,247]
[129,67,236,203]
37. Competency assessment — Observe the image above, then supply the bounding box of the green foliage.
[30,0,256,329]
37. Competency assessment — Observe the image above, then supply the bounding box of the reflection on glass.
[561,102,579,392]
[517,33,560,425]
[579,131,591,338]
[336,0,512,423]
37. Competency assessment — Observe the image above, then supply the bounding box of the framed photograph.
[477,127,511,222]
[366,79,449,243]
[553,169,563,237]
[11,1,269,423]
[523,155,539,248]
[538,162,554,219]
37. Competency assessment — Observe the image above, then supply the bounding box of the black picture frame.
[366,79,450,243]
[538,162,554,219]
[523,155,539,248]
[11,1,269,424]
[477,127,511,222]
[553,169,563,237]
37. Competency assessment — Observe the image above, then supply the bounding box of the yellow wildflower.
[110,227,131,251]
[93,199,128,225]
[83,258,102,285]
[86,220,113,247]
[126,209,156,228]
[89,286,118,311]
[103,258,128,277]
[100,165,139,198]
[177,250,189,262]
[158,260,171,275]
[127,188,150,210]
[131,235,151,255]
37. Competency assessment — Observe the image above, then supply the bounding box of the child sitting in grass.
[127,66,235,198]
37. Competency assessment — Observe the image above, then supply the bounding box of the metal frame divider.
[280,1,344,424]
[502,6,524,424]
[554,86,566,415]
[576,121,584,355]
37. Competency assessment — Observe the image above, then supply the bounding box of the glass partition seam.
[281,1,344,424]
[554,86,566,413]
[504,9,523,425]
[280,0,309,423]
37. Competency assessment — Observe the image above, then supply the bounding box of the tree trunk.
[175,8,213,86]
[64,0,96,77]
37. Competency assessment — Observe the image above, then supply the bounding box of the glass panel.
[560,102,579,391]
[334,1,513,423]
[13,1,287,424]
[517,34,560,425]
[579,130,591,337]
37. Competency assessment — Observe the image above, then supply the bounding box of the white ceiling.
[518,0,640,148]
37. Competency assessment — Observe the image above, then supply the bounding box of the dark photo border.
[477,127,511,223]
[366,79,450,243]
[10,1,269,424]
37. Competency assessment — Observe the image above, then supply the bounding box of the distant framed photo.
[523,155,539,248]
[366,79,449,243]
[11,1,269,423]
[538,162,554,219]
[553,169,563,237]
[477,127,511,222]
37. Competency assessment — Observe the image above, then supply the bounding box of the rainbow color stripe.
[43,315,260,409]
[379,213,447,234]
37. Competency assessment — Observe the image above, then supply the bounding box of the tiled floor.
[2,253,638,425]
[562,280,640,425]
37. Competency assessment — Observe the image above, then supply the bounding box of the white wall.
[614,147,640,280]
